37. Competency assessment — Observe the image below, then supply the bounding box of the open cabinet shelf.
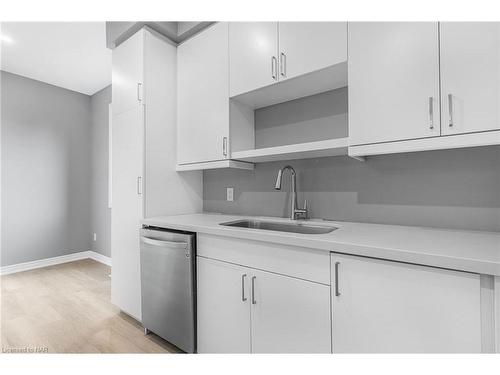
[176,160,254,171]
[231,138,349,163]
[230,62,348,110]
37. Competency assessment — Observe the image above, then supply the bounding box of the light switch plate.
[226,187,234,202]
[93,233,97,242]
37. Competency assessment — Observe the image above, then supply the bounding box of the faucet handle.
[295,199,308,220]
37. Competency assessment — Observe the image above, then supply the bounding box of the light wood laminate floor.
[1,259,180,353]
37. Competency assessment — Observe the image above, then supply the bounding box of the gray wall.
[1,71,92,266]
[89,85,111,257]
[204,147,500,231]
[255,87,348,148]
[205,90,500,232]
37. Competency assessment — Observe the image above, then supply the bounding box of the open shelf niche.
[229,85,350,164]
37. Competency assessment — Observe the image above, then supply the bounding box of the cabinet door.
[110,106,144,320]
[196,257,251,353]
[440,22,500,135]
[177,23,230,165]
[331,253,481,353]
[348,22,440,145]
[278,22,347,81]
[495,276,500,353]
[250,269,331,353]
[229,22,279,96]
[112,30,144,116]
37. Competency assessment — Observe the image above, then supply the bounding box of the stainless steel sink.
[219,219,337,235]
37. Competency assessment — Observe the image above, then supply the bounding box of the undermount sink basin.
[219,219,337,235]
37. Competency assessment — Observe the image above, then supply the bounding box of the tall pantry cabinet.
[110,28,203,320]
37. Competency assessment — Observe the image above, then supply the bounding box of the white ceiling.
[1,22,111,95]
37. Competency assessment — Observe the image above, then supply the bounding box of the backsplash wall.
[203,146,500,232]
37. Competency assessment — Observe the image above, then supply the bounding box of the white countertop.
[142,213,500,276]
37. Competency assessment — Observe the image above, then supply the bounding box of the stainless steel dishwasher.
[140,226,196,353]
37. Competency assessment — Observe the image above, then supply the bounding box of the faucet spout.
[274,169,283,190]
[274,165,294,190]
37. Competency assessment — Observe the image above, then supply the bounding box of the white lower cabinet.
[197,256,331,353]
[250,268,331,353]
[330,253,482,353]
[197,257,251,353]
[197,235,484,353]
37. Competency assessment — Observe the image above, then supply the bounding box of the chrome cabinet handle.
[280,52,286,78]
[137,83,143,102]
[251,276,257,304]
[271,56,277,80]
[334,262,341,297]
[222,137,228,157]
[428,97,434,130]
[241,274,247,302]
[137,176,142,195]
[448,93,454,127]
[140,237,188,249]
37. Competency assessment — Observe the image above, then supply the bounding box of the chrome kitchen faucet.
[274,165,308,220]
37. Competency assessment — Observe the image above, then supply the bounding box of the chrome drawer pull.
[448,93,454,127]
[335,262,341,297]
[251,276,257,304]
[241,274,247,302]
[428,97,434,130]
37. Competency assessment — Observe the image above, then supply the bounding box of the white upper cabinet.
[229,22,347,98]
[440,22,500,136]
[229,22,279,97]
[348,22,441,146]
[177,23,230,165]
[112,30,144,116]
[331,253,482,353]
[278,22,347,81]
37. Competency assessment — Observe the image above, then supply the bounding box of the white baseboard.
[0,251,112,276]
[88,251,112,267]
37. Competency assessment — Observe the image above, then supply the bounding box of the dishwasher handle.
[140,236,188,249]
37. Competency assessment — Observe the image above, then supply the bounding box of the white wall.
[1,71,92,266]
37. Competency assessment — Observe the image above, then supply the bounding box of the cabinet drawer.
[197,234,330,285]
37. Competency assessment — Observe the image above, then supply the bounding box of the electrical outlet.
[226,187,234,202]
[93,233,97,242]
